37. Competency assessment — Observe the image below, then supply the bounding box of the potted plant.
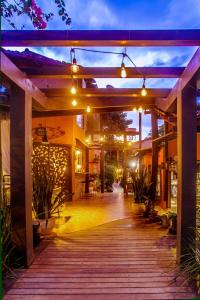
[32,165,72,234]
[168,212,177,234]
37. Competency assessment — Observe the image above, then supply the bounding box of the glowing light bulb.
[120,62,127,78]
[141,87,147,97]
[72,99,77,106]
[133,108,137,112]
[141,78,147,97]
[71,58,79,73]
[76,149,81,155]
[138,106,143,113]
[86,106,91,113]
[70,83,77,95]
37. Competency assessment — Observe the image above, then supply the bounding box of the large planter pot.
[39,217,57,235]
[32,221,41,247]
[168,215,177,235]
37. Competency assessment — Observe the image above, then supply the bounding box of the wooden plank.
[32,105,155,117]
[2,30,200,47]
[156,47,200,111]
[27,67,185,79]
[0,52,47,109]
[5,213,195,299]
[10,84,34,266]
[177,79,197,261]
[42,88,170,98]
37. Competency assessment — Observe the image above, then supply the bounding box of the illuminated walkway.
[5,194,195,300]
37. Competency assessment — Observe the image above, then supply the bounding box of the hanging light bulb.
[70,82,77,95]
[70,48,79,73]
[120,62,127,78]
[72,99,78,106]
[71,57,79,73]
[86,105,91,113]
[138,106,143,113]
[141,78,147,97]
[133,107,137,112]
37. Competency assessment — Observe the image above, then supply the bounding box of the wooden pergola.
[1,29,200,266]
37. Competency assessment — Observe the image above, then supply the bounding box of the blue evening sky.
[2,0,200,137]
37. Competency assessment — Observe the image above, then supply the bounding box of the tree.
[1,0,71,30]
[101,112,132,133]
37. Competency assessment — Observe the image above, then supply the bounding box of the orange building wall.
[32,116,88,200]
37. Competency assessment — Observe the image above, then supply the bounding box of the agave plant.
[32,165,71,222]
[130,168,152,203]
[176,229,200,293]
[0,206,17,279]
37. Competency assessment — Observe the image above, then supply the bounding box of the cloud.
[165,0,200,28]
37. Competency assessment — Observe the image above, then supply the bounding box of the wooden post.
[85,147,89,194]
[123,134,128,197]
[151,112,158,200]
[139,112,142,171]
[164,122,169,207]
[177,79,197,261]
[10,84,34,266]
[100,146,105,193]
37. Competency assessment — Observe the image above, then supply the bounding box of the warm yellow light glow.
[130,160,137,168]
[138,106,143,113]
[86,138,90,144]
[77,164,81,170]
[133,108,137,112]
[71,58,79,73]
[72,99,78,106]
[141,87,147,97]
[70,84,77,95]
[120,63,127,78]
[86,105,91,113]
[100,136,105,142]
[76,149,81,155]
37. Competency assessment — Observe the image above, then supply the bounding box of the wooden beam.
[42,88,170,98]
[10,84,34,266]
[2,30,200,47]
[27,67,184,79]
[177,79,197,261]
[37,98,155,112]
[156,47,200,111]
[0,52,47,109]
[33,104,154,117]
[151,111,158,201]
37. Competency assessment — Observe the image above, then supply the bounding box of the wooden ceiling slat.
[42,88,170,98]
[2,30,200,47]
[26,67,184,79]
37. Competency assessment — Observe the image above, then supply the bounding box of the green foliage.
[105,164,117,190]
[130,168,152,203]
[176,229,200,293]
[32,165,71,220]
[101,112,132,132]
[1,0,71,30]
[0,206,17,279]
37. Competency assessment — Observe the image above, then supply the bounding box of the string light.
[120,62,127,78]
[138,106,143,113]
[70,82,77,95]
[133,108,137,112]
[141,78,147,97]
[71,99,78,106]
[86,105,91,113]
[70,49,79,73]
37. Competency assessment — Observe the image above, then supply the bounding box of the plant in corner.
[32,165,72,230]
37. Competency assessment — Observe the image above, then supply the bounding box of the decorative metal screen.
[32,143,71,191]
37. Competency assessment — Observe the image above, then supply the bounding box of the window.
[75,148,83,173]
[76,115,84,128]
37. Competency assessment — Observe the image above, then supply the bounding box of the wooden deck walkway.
[5,215,195,300]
